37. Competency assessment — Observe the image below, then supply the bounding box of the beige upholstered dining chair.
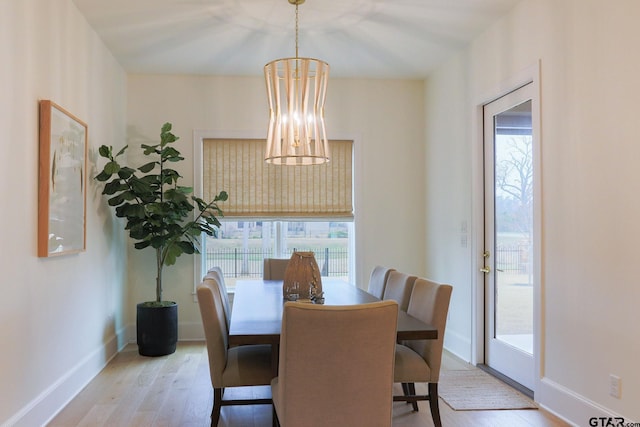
[382,270,417,311]
[263,258,290,280]
[204,267,232,330]
[393,278,453,427]
[272,300,399,427]
[367,265,396,299]
[197,277,274,427]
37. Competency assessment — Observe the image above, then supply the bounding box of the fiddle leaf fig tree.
[95,122,228,305]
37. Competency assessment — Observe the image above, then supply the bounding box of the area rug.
[438,369,538,411]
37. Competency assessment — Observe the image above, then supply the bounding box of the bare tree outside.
[495,135,533,241]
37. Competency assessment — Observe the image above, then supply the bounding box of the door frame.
[470,61,542,396]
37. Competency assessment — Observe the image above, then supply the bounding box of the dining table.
[228,278,438,374]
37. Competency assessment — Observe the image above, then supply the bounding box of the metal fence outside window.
[205,247,349,278]
[496,244,530,273]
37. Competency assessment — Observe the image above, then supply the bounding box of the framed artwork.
[38,100,88,257]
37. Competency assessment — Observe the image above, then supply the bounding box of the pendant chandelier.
[264,0,330,165]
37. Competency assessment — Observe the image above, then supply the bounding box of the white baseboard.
[537,377,634,427]
[3,328,127,427]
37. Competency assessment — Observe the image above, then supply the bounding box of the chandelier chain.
[295,3,299,58]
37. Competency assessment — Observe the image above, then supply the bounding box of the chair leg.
[211,388,223,427]
[401,382,410,397]
[408,383,419,411]
[428,382,442,427]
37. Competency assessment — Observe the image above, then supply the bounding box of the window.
[194,135,354,290]
[203,220,353,289]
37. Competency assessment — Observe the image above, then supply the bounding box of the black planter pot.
[136,302,178,357]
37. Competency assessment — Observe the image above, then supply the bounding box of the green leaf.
[160,123,178,146]
[134,241,151,250]
[204,216,222,228]
[165,189,188,204]
[103,180,128,195]
[117,204,146,219]
[129,226,148,240]
[108,193,126,206]
[115,203,131,218]
[164,243,184,266]
[139,175,160,185]
[104,161,121,175]
[215,190,229,202]
[115,145,128,157]
[98,145,111,158]
[149,236,166,249]
[120,190,136,201]
[130,179,154,196]
[187,225,205,236]
[145,203,164,215]
[142,144,159,155]
[124,217,144,229]
[192,197,207,211]
[165,223,184,235]
[95,171,112,182]
[162,169,181,185]
[138,162,156,173]
[177,241,195,254]
[163,133,178,145]
[117,167,135,180]
[162,147,182,161]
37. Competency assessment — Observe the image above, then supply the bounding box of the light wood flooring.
[48,342,569,427]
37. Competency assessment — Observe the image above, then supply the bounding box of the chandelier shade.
[264,0,330,166]
[264,57,330,165]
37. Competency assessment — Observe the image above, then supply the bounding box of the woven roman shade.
[202,139,353,219]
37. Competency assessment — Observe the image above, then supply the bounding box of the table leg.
[271,344,279,377]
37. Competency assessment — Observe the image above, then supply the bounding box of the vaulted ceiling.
[73,0,521,79]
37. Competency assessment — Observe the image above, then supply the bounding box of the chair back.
[367,265,395,299]
[204,267,232,330]
[197,277,229,387]
[382,270,417,311]
[263,258,289,280]
[405,278,453,382]
[274,300,398,427]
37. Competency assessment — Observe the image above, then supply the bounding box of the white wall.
[425,0,640,423]
[0,0,127,425]
[13,0,638,424]
[423,53,474,360]
[126,75,426,338]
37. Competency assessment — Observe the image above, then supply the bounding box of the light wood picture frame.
[38,100,88,257]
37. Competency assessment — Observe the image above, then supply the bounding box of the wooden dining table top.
[228,278,437,346]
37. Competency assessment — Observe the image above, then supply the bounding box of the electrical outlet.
[609,375,621,398]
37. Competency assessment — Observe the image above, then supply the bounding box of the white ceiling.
[73,0,521,79]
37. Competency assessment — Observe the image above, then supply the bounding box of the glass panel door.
[483,83,535,390]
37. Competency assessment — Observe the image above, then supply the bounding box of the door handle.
[480,266,490,273]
